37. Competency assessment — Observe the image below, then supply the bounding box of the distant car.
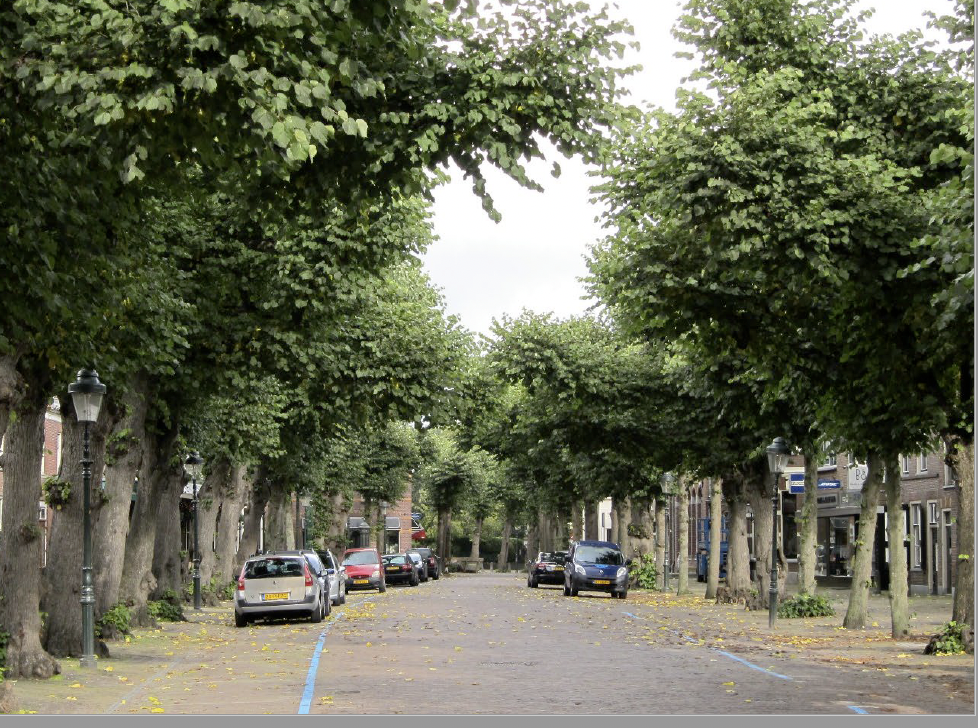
[406,547,440,580]
[342,547,387,593]
[316,548,348,606]
[406,551,428,582]
[527,551,567,588]
[563,540,631,599]
[234,553,329,627]
[382,553,420,586]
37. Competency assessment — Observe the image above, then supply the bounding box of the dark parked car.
[406,547,440,580]
[527,551,567,588]
[563,540,631,599]
[406,551,428,582]
[342,547,386,592]
[382,553,420,586]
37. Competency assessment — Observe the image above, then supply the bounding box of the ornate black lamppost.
[185,452,204,611]
[659,472,675,589]
[765,437,790,629]
[67,369,106,668]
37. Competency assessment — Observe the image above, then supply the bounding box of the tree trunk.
[706,478,722,600]
[42,394,112,657]
[236,475,269,563]
[654,498,666,590]
[525,509,539,564]
[93,382,148,621]
[197,458,230,588]
[213,464,250,586]
[796,452,820,595]
[151,467,187,599]
[498,518,512,570]
[613,498,630,548]
[844,452,883,629]
[883,453,910,638]
[584,499,598,541]
[722,475,752,597]
[437,506,452,567]
[950,439,974,628]
[0,396,60,678]
[537,509,552,553]
[264,486,295,552]
[628,497,653,559]
[748,476,775,601]
[571,499,583,541]
[677,478,690,594]
[119,426,179,625]
[470,516,483,559]
[322,490,351,556]
[0,352,24,448]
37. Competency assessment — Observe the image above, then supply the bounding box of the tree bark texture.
[706,478,722,600]
[151,467,187,599]
[236,474,270,562]
[437,506,452,566]
[676,479,690,594]
[950,440,974,628]
[498,518,512,569]
[0,352,24,446]
[628,497,653,559]
[570,500,583,542]
[0,398,60,678]
[537,509,553,553]
[42,394,112,657]
[525,510,539,565]
[93,382,149,620]
[796,452,820,595]
[212,464,250,585]
[584,499,598,541]
[470,516,483,559]
[654,498,666,590]
[119,425,179,625]
[197,458,231,588]
[264,485,296,552]
[722,475,752,597]
[747,473,786,602]
[883,453,910,638]
[844,452,883,629]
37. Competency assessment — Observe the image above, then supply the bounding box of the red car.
[342,547,387,593]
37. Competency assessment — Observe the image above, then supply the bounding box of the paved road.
[6,572,974,715]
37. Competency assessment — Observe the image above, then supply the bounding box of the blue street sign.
[788,476,842,493]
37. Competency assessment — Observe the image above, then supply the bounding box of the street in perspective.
[4,572,973,715]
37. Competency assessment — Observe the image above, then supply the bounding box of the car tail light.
[402,565,410,571]
[303,562,314,588]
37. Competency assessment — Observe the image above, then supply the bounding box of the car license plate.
[386,567,399,572]
[261,592,289,601]
[593,579,610,585]
[554,566,563,571]
[354,579,369,584]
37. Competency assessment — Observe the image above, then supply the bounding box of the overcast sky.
[420,0,956,339]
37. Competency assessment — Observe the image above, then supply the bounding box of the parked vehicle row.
[234,546,441,627]
[527,540,632,600]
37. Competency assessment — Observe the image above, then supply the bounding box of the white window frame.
[918,453,928,473]
[56,432,63,472]
[928,502,939,525]
[910,503,922,569]
[901,455,911,474]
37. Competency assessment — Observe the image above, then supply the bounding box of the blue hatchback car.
[563,540,631,599]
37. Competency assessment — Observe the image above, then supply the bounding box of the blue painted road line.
[298,596,377,714]
[623,610,794,682]
[848,706,869,714]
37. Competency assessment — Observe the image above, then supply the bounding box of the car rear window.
[384,555,408,565]
[343,550,379,566]
[244,558,304,579]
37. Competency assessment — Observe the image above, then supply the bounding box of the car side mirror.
[326,568,335,575]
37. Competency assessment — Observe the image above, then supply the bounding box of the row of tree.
[0,0,634,679]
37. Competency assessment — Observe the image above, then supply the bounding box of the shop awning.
[385,517,401,530]
[347,516,370,531]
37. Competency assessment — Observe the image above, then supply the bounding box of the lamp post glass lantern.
[67,369,106,668]
[765,437,790,629]
[185,452,204,610]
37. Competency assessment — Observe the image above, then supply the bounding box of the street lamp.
[185,452,204,611]
[67,369,106,668]
[765,437,790,629]
[660,472,676,590]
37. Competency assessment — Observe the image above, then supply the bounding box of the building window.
[928,502,939,525]
[56,433,62,472]
[910,503,922,569]
[918,453,928,473]
[901,456,910,474]
[820,453,837,468]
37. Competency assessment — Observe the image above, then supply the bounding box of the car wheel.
[530,576,539,588]
[432,570,439,581]
[570,585,579,597]
[310,598,323,624]
[234,612,248,628]
[563,581,571,597]
[618,590,627,600]
[379,579,387,593]
[324,593,331,617]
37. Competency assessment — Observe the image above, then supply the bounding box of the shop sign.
[817,479,841,489]
[817,494,839,508]
[788,473,805,494]
[849,461,868,491]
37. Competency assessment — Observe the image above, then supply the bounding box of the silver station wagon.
[234,554,328,627]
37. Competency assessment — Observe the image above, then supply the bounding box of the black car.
[406,547,440,580]
[406,551,428,582]
[382,554,420,586]
[527,551,567,588]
